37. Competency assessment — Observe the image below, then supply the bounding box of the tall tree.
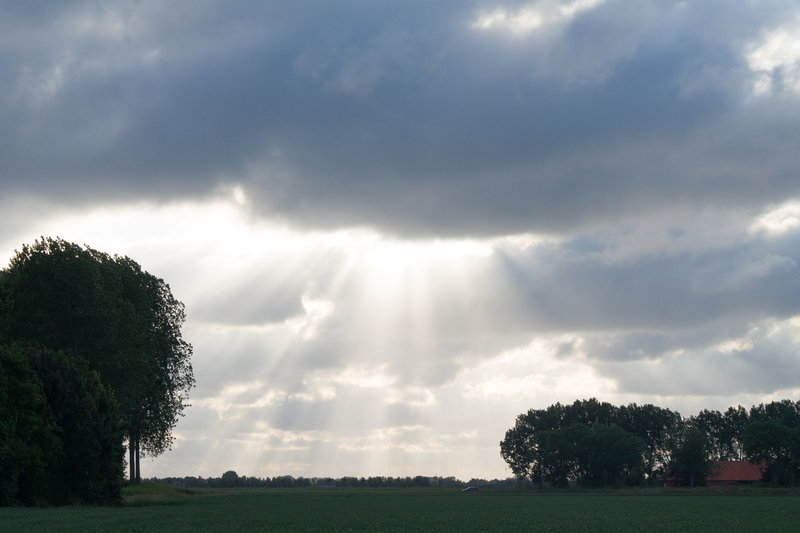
[500,414,540,483]
[502,399,679,486]
[0,237,194,482]
[721,406,749,461]
[669,426,714,487]
[0,343,57,505]
[690,410,726,460]
[744,401,800,486]
[616,403,683,477]
[583,424,645,487]
[26,344,124,503]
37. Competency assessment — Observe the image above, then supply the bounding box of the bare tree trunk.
[135,439,141,482]
[129,440,136,482]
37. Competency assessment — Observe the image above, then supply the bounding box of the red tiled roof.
[708,461,764,482]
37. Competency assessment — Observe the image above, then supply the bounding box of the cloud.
[751,201,800,236]
[746,19,800,98]
[472,0,606,36]
[596,316,800,397]
[2,1,800,238]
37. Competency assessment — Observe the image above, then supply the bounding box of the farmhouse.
[663,461,766,487]
[705,461,765,486]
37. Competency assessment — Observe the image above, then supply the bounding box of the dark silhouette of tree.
[615,403,682,477]
[0,343,123,505]
[583,424,645,487]
[27,345,124,503]
[502,399,678,486]
[743,401,800,486]
[221,470,239,488]
[0,343,58,505]
[668,426,713,487]
[0,237,194,483]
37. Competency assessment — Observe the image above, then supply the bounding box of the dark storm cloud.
[3,1,799,236]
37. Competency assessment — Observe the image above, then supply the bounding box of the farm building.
[705,461,765,486]
[663,461,766,487]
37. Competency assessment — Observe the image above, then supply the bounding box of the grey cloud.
[493,229,800,333]
[3,1,800,237]
[600,334,800,397]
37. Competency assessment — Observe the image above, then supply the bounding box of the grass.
[1,486,799,532]
[121,481,202,505]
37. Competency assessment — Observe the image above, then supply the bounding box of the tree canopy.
[501,398,800,487]
[0,237,194,497]
[0,343,123,505]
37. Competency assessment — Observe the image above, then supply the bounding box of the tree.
[669,426,714,487]
[721,406,749,461]
[502,399,677,486]
[535,423,589,487]
[26,344,124,503]
[0,343,123,505]
[0,237,194,483]
[690,410,725,460]
[112,255,194,482]
[744,401,800,486]
[221,470,239,488]
[583,424,645,487]
[743,420,799,486]
[616,403,682,480]
[500,415,540,483]
[691,407,750,462]
[0,343,57,505]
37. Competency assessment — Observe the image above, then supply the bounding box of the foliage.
[0,237,194,482]
[0,344,58,505]
[742,400,800,486]
[669,426,714,487]
[27,345,125,504]
[502,398,800,488]
[743,421,799,486]
[691,407,749,461]
[147,474,513,490]
[616,402,683,477]
[501,399,677,486]
[0,343,123,505]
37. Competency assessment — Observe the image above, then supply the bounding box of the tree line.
[0,238,194,505]
[501,398,800,488]
[149,472,521,490]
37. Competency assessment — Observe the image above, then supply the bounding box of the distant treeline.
[149,473,520,490]
[501,398,800,488]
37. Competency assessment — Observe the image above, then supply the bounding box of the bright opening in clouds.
[746,21,800,97]
[473,0,606,35]
[3,0,800,481]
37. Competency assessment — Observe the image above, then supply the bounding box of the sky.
[2,0,800,481]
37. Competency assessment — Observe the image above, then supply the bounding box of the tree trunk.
[135,439,141,482]
[129,437,142,483]
[129,440,136,482]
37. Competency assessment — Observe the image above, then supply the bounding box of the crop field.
[2,485,799,532]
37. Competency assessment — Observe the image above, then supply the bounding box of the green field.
[2,485,799,532]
